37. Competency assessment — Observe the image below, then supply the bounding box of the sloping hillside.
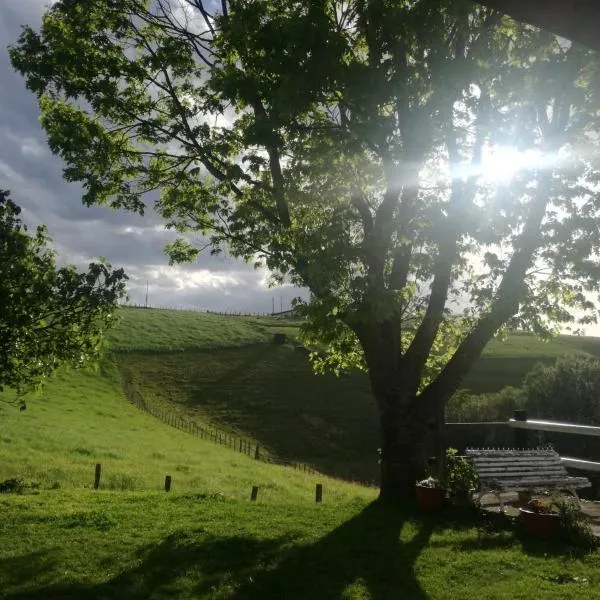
[0,352,373,504]
[110,308,600,483]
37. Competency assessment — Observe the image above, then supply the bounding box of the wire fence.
[119,369,319,475]
[122,302,275,317]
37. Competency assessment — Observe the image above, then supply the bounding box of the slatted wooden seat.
[465,448,591,511]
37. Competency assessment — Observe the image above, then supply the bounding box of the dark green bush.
[446,386,525,422]
[524,355,600,425]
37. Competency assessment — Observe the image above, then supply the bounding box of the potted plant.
[415,476,445,510]
[446,448,478,506]
[519,498,559,538]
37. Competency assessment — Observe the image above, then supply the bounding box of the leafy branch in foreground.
[0,190,127,396]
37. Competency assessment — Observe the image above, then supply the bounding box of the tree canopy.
[0,191,127,398]
[10,0,600,499]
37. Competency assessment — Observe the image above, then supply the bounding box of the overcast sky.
[0,0,306,314]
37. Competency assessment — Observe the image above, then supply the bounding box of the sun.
[479,146,549,184]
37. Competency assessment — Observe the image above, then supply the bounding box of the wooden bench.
[465,448,591,511]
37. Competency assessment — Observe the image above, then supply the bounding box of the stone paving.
[480,492,600,536]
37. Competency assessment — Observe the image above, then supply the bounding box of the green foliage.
[523,354,600,424]
[10,0,600,416]
[446,386,525,422]
[445,447,478,493]
[0,191,127,395]
[552,496,599,551]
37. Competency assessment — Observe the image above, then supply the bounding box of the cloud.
[0,0,307,313]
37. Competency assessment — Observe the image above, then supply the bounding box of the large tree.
[10,0,600,500]
[0,190,127,397]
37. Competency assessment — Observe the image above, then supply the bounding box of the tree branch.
[420,185,550,405]
[251,99,291,228]
[401,94,488,394]
[351,191,373,236]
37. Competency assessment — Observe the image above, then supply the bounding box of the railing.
[508,410,600,473]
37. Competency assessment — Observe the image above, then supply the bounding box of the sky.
[0,0,306,314]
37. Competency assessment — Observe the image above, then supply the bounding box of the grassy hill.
[109,308,600,484]
[0,352,372,504]
[2,306,600,599]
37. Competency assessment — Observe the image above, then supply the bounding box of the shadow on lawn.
[2,502,434,600]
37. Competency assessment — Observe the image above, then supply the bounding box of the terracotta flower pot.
[416,485,445,510]
[519,508,559,538]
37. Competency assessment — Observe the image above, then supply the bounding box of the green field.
[3,489,600,600]
[2,307,600,599]
[111,308,600,484]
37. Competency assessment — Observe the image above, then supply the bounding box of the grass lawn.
[1,490,599,599]
[461,333,600,393]
[4,308,600,599]
[0,356,374,505]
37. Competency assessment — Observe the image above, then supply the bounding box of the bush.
[524,354,600,424]
[446,387,525,422]
[445,448,478,496]
[552,497,598,551]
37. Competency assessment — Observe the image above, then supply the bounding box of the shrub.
[446,448,478,488]
[524,355,600,424]
[446,387,525,422]
[552,497,598,551]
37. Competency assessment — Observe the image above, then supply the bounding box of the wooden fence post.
[94,463,102,489]
[251,486,259,501]
[165,475,172,492]
[254,444,260,460]
[315,483,323,503]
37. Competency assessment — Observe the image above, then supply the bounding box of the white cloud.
[0,0,306,315]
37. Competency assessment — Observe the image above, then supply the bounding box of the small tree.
[0,190,127,398]
[10,0,600,500]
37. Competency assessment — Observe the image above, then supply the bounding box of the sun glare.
[479,146,555,184]
[481,146,544,184]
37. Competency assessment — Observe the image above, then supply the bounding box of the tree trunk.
[354,319,441,502]
[377,392,438,503]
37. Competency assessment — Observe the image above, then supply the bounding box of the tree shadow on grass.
[0,550,59,594]
[229,500,434,600]
[2,501,434,600]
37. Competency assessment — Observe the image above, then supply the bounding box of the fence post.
[315,483,323,503]
[514,409,529,448]
[165,475,172,492]
[94,463,102,489]
[251,486,259,501]
[254,444,260,460]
